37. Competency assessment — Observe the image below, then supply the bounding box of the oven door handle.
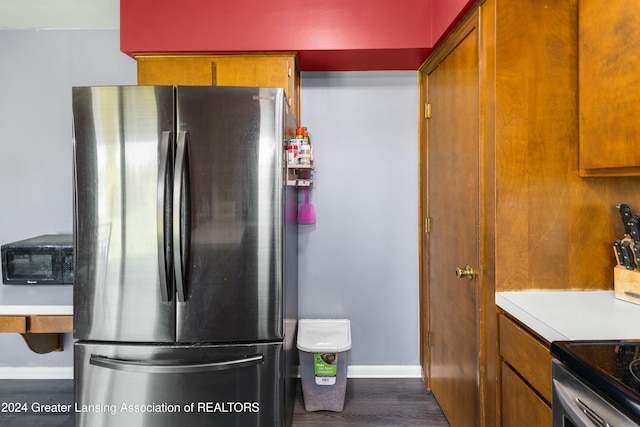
[554,379,607,427]
[576,398,607,427]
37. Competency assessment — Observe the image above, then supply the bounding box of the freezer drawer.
[75,341,287,427]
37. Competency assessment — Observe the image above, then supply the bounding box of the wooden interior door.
[423,18,480,427]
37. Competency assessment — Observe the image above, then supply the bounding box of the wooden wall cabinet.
[498,313,551,427]
[419,1,579,423]
[136,54,300,124]
[420,0,640,425]
[579,0,640,176]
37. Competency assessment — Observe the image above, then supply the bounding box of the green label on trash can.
[314,353,338,386]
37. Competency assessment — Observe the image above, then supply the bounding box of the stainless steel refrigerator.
[72,85,298,427]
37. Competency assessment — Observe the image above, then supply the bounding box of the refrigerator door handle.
[89,353,264,374]
[173,131,189,302]
[157,130,173,302]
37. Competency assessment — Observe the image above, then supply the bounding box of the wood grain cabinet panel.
[579,0,640,176]
[498,312,552,427]
[501,362,552,427]
[136,56,216,85]
[419,1,582,424]
[136,54,300,124]
[498,313,552,403]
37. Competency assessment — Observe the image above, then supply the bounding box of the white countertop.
[0,284,73,315]
[496,290,640,343]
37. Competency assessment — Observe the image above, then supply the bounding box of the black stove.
[551,341,640,423]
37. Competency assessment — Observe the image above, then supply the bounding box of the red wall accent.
[120,0,476,71]
[431,0,479,47]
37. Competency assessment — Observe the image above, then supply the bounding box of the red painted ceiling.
[120,0,476,71]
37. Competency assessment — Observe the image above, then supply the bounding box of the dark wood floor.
[293,378,449,426]
[0,379,73,427]
[0,378,449,427]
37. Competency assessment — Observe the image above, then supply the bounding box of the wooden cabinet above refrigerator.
[136,54,300,124]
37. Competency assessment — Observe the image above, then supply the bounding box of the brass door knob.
[455,265,475,280]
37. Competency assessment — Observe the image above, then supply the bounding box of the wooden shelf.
[30,315,73,333]
[0,316,26,333]
[0,314,72,354]
[0,285,73,354]
[287,179,313,187]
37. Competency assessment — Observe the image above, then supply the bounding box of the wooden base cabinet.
[136,54,300,124]
[498,313,551,426]
[501,363,551,427]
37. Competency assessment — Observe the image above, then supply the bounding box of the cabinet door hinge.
[425,103,432,119]
[425,217,431,233]
[425,331,431,347]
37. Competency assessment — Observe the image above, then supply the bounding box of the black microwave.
[1,234,73,285]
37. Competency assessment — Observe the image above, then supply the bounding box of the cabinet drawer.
[501,362,551,427]
[499,313,552,403]
[29,315,73,333]
[0,316,27,333]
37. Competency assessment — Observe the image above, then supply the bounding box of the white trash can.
[297,319,351,412]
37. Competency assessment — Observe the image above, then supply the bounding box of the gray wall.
[299,73,419,366]
[0,28,419,371]
[0,29,136,367]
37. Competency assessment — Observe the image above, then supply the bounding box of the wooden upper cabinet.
[136,54,300,124]
[579,0,640,176]
[137,56,216,85]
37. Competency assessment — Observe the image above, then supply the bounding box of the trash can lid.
[297,319,352,352]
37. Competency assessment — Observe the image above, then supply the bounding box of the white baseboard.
[0,367,73,379]
[0,365,422,380]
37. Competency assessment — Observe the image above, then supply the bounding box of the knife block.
[614,266,640,305]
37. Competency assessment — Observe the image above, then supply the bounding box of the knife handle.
[631,215,640,242]
[620,204,634,235]
[621,240,636,270]
[633,243,640,270]
[614,240,624,266]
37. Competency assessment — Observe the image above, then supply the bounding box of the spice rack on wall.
[286,127,314,187]
[286,152,313,187]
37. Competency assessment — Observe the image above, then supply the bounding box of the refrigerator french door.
[72,85,298,427]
